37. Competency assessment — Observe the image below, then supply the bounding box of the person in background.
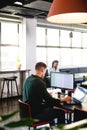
[44,60,59,87]
[50,60,59,73]
[46,60,59,77]
[22,62,66,125]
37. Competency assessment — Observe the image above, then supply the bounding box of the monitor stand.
[61,89,65,95]
[68,89,75,96]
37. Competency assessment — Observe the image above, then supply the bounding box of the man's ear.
[40,68,43,72]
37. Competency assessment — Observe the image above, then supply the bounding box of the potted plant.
[16,56,21,70]
[0,111,87,130]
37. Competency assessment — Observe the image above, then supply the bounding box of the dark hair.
[35,62,47,70]
[52,60,59,68]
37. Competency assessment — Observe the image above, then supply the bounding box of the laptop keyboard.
[64,100,81,105]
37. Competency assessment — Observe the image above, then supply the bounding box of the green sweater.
[22,74,60,116]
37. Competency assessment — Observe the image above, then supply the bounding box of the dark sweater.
[22,74,61,116]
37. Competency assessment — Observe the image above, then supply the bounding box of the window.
[82,33,87,48]
[47,28,59,46]
[36,27,45,46]
[1,22,19,45]
[60,48,72,66]
[47,48,60,67]
[0,20,23,70]
[60,30,71,47]
[36,26,87,68]
[36,48,46,63]
[72,32,81,48]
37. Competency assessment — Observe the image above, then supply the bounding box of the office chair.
[74,107,87,127]
[18,99,52,130]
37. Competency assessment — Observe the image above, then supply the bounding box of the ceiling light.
[47,0,87,24]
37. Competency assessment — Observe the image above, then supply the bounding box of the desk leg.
[19,72,26,95]
[0,79,1,96]
[67,112,73,123]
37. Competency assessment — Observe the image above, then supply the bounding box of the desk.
[61,103,82,112]
[75,73,87,84]
[60,102,87,123]
[0,69,31,98]
[47,88,86,123]
[81,81,87,89]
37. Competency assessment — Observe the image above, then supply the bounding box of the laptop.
[72,86,87,105]
[65,86,87,106]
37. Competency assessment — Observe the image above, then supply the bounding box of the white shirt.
[48,67,59,76]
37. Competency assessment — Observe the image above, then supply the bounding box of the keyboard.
[63,100,80,105]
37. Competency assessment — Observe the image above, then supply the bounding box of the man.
[22,62,65,125]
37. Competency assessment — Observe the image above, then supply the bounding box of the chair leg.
[7,81,9,97]
[11,80,13,96]
[15,80,19,95]
[1,80,5,98]
[28,126,34,130]
[28,126,35,130]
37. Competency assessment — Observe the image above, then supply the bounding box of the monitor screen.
[51,72,74,90]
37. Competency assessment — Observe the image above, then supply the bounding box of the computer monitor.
[51,72,74,90]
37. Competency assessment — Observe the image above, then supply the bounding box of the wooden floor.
[0,97,50,130]
[0,97,20,115]
[0,97,30,130]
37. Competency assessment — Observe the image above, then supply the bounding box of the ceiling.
[0,0,87,31]
[0,0,53,19]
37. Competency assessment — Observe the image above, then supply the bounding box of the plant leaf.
[0,126,5,130]
[0,110,19,122]
[5,118,38,128]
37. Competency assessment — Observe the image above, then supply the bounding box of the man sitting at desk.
[22,62,67,125]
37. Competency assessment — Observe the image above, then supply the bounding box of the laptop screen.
[73,86,87,103]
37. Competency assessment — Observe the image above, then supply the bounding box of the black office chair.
[18,99,52,130]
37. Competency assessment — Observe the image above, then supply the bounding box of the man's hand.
[60,96,72,102]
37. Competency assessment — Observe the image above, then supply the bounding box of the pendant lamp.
[47,0,87,24]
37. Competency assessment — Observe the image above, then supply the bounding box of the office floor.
[0,97,73,130]
[0,97,31,130]
[0,97,19,115]
[0,97,50,130]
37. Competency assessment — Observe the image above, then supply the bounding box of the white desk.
[47,88,68,99]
